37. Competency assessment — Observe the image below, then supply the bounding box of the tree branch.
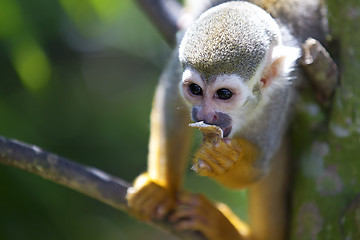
[0,136,130,211]
[135,0,183,46]
[300,38,339,106]
[0,136,204,240]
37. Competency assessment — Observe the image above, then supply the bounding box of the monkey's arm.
[127,50,192,220]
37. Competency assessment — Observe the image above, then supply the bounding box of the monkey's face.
[180,68,254,138]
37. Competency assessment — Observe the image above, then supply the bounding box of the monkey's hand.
[169,191,250,240]
[190,122,261,189]
[126,173,175,221]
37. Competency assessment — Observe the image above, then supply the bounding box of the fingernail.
[127,187,135,194]
[224,138,232,145]
[198,159,210,170]
[191,164,198,172]
[157,206,166,219]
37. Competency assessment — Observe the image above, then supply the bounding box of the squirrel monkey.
[127,1,327,239]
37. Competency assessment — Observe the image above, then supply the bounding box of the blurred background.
[0,0,247,239]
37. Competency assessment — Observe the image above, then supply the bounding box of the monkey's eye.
[188,83,203,96]
[216,88,233,100]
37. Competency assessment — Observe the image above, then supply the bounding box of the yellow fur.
[147,84,192,193]
[127,173,176,221]
[216,202,251,239]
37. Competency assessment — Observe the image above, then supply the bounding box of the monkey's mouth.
[222,126,232,138]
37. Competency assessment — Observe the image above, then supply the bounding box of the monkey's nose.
[203,113,219,125]
[191,107,217,124]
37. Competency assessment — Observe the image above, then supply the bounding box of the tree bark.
[135,0,182,46]
[0,137,130,211]
[289,0,360,239]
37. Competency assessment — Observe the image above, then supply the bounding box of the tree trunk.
[289,0,360,239]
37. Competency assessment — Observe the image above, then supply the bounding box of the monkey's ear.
[260,46,300,88]
[260,56,286,88]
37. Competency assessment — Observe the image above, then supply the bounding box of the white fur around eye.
[214,74,251,106]
[180,68,204,106]
[181,68,202,85]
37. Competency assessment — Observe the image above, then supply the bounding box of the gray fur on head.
[179,1,281,81]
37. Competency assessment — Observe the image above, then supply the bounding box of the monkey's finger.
[154,197,175,220]
[198,154,226,175]
[174,218,212,237]
[127,173,153,207]
[127,181,174,220]
[141,194,165,220]
[177,192,208,206]
[169,207,205,223]
[174,212,245,240]
[195,142,239,175]
[127,186,156,220]
[192,159,213,176]
[127,182,155,208]
[212,140,240,167]
[170,196,211,222]
[209,148,235,169]
[176,194,215,216]
[141,184,175,220]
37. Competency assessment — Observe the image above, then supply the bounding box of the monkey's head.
[179,1,299,137]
